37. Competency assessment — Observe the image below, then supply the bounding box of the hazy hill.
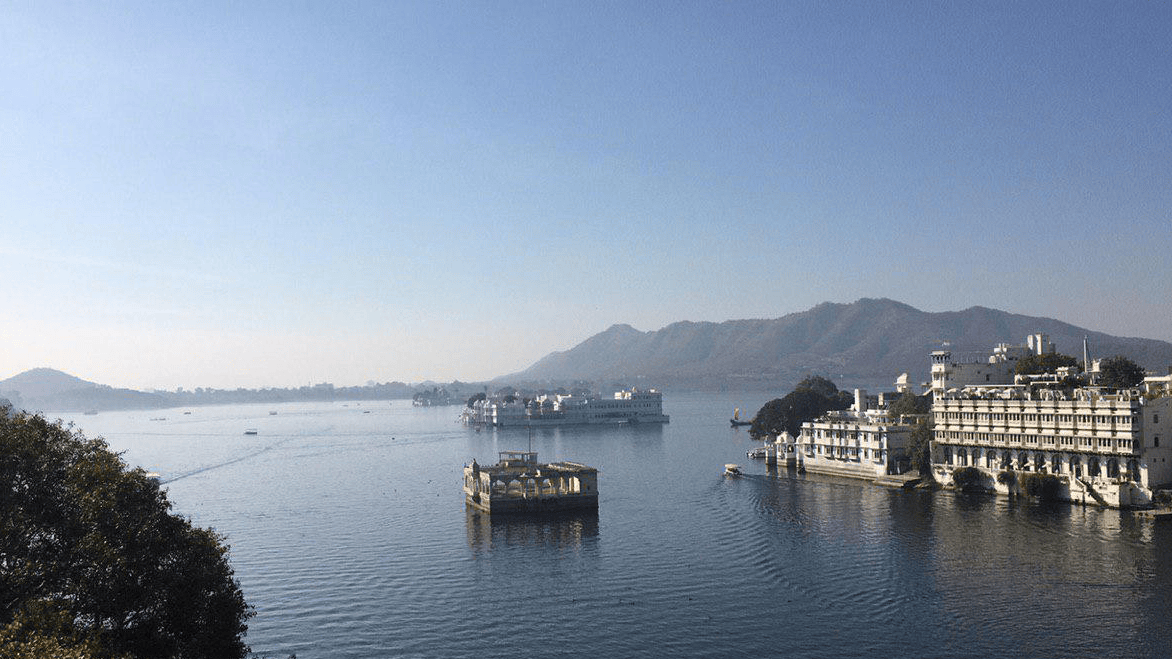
[0,367,98,399]
[0,368,423,412]
[0,368,167,412]
[500,298,1172,391]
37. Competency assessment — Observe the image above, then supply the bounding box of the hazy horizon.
[4,3,1171,391]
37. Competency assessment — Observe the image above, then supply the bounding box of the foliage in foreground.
[0,405,253,659]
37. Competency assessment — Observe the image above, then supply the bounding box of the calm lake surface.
[57,393,1172,659]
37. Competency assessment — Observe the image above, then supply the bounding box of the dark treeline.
[156,381,434,407]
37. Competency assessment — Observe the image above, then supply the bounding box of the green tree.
[905,420,933,477]
[1014,352,1081,376]
[1098,355,1146,389]
[887,391,930,418]
[0,406,252,659]
[465,392,486,408]
[750,389,834,439]
[794,375,838,398]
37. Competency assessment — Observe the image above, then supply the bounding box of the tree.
[905,420,933,477]
[465,392,486,408]
[0,406,252,659]
[750,389,833,439]
[887,392,930,418]
[794,375,838,398]
[1015,352,1080,376]
[1098,355,1146,390]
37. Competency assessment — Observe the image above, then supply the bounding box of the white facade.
[932,387,1172,507]
[463,388,669,427]
[785,389,920,480]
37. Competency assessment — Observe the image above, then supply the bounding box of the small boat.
[730,408,752,427]
[244,429,258,435]
[269,411,278,415]
[746,446,769,459]
[724,463,743,476]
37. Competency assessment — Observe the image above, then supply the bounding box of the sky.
[2,1,1170,391]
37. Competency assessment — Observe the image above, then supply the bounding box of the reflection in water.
[465,507,599,553]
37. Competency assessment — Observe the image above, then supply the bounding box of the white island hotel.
[463,388,669,427]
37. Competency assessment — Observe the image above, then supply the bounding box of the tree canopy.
[1098,355,1146,389]
[749,378,852,439]
[794,375,839,399]
[0,406,252,659]
[887,391,930,418]
[1014,352,1081,376]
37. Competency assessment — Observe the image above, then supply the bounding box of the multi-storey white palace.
[931,339,1172,507]
[784,389,920,480]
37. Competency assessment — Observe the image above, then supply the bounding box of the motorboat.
[724,463,742,476]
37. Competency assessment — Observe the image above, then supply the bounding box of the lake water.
[57,393,1172,659]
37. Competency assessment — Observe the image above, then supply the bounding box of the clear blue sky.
[2,1,1170,390]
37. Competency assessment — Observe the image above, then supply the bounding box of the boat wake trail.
[160,437,298,484]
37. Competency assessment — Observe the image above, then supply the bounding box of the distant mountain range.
[6,299,1172,410]
[0,368,428,413]
[499,298,1172,391]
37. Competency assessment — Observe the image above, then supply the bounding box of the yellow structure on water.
[463,451,599,514]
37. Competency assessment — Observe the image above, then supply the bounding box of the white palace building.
[931,335,1172,507]
[779,389,919,480]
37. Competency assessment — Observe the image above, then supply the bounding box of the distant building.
[462,388,669,427]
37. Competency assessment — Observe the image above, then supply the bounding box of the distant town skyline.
[3,3,1170,391]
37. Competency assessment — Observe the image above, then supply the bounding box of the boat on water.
[730,407,752,427]
[244,429,258,435]
[463,451,599,514]
[724,463,742,476]
[746,446,769,459]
